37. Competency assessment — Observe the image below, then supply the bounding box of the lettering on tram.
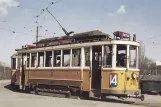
[10,30,145,101]
[110,73,118,87]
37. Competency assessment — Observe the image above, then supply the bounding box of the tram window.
[72,48,81,67]
[84,47,90,67]
[22,53,27,66]
[26,53,30,67]
[116,45,127,67]
[62,50,70,67]
[45,51,52,67]
[17,54,21,68]
[54,50,61,67]
[31,53,37,67]
[129,46,137,68]
[103,45,112,68]
[38,52,44,67]
[11,58,16,70]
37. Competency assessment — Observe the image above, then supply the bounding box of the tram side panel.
[82,69,91,91]
[24,70,29,87]
[27,68,82,90]
[101,70,140,96]
[125,71,140,93]
[101,70,125,94]
[15,70,20,86]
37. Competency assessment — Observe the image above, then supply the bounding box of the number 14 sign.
[110,73,118,87]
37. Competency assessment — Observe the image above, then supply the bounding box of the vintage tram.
[10,30,144,101]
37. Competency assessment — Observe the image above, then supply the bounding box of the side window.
[31,53,37,67]
[62,50,70,67]
[11,58,16,70]
[54,50,61,67]
[72,48,81,67]
[38,52,44,67]
[129,46,137,68]
[45,51,52,67]
[103,45,112,68]
[116,45,127,67]
[84,47,90,67]
[22,53,27,66]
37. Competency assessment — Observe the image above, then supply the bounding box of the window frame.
[11,58,17,70]
[84,47,90,68]
[103,45,113,68]
[37,51,45,67]
[129,45,137,69]
[45,51,52,67]
[115,44,128,68]
[30,52,37,68]
[62,49,71,67]
[71,48,81,68]
[53,50,62,68]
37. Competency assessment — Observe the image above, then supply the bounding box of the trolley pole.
[36,26,39,42]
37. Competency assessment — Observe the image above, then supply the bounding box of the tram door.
[91,46,102,89]
[20,54,26,89]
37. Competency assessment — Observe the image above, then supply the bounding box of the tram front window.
[116,45,127,67]
[129,45,137,68]
[103,45,112,68]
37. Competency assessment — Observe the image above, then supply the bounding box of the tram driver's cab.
[99,31,141,100]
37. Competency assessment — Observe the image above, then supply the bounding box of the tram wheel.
[81,92,89,99]
[101,95,106,100]
[158,92,161,96]
[140,94,145,101]
[66,93,71,98]
[33,86,38,95]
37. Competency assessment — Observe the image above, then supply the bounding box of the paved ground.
[0,80,161,107]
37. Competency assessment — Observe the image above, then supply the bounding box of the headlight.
[132,73,137,79]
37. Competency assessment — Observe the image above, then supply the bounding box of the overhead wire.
[0,0,62,39]
[142,34,161,42]
[0,27,48,37]
[34,0,52,3]
[36,0,63,21]
[0,21,7,26]
[0,4,38,38]
[0,27,35,36]
[34,0,63,39]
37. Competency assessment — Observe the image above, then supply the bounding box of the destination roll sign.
[36,39,74,48]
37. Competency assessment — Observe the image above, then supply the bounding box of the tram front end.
[100,31,144,101]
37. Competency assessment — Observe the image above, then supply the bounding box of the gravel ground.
[0,80,161,107]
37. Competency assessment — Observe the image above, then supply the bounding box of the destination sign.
[36,39,74,47]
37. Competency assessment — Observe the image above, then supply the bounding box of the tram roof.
[34,30,111,44]
[11,53,18,58]
[15,30,140,52]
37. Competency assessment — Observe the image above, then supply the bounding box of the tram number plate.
[109,73,118,87]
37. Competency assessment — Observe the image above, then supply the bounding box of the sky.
[0,0,161,65]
